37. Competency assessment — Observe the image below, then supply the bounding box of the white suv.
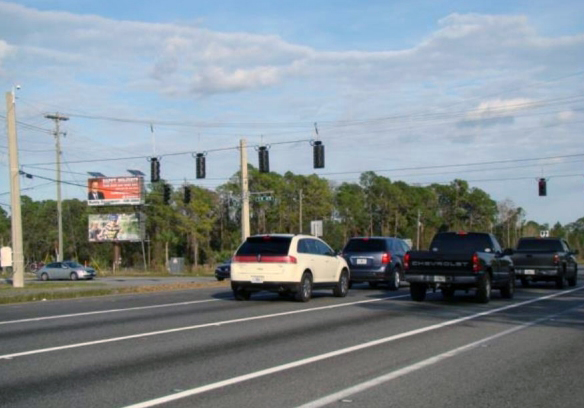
[230,234,350,302]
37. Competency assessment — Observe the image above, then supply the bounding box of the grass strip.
[0,281,229,305]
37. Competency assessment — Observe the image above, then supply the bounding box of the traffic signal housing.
[196,153,206,179]
[313,140,325,169]
[163,183,171,204]
[184,186,191,204]
[150,157,160,182]
[538,178,547,196]
[258,146,269,173]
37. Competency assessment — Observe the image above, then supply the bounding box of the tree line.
[0,166,581,270]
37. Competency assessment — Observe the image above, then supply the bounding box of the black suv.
[341,237,409,290]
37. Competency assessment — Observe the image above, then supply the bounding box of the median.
[0,277,229,305]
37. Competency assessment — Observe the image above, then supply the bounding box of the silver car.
[36,261,96,281]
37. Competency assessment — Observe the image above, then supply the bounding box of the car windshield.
[517,239,563,252]
[344,238,386,252]
[236,236,292,256]
[63,261,84,268]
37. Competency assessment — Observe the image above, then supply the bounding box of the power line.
[23,138,313,166]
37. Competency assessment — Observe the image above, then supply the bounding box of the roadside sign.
[311,220,323,237]
[255,195,273,202]
[540,230,550,238]
[1,246,12,268]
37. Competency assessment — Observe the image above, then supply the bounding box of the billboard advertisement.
[88,213,145,242]
[87,177,144,206]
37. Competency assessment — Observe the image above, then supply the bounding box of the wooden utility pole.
[45,113,69,261]
[240,139,250,241]
[299,189,303,234]
[5,91,24,287]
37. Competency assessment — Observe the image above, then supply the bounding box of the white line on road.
[297,302,584,408]
[121,286,584,408]
[0,295,410,360]
[0,299,222,326]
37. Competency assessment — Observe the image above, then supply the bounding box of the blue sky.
[1,0,584,226]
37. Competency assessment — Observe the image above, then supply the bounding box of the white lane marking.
[298,302,584,408]
[0,299,222,325]
[121,286,584,408]
[0,295,409,360]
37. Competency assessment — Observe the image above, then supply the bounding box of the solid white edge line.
[0,299,222,325]
[120,286,584,408]
[0,295,409,360]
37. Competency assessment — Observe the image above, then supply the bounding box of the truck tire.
[410,283,427,302]
[441,287,455,300]
[476,273,491,304]
[555,268,565,289]
[567,266,577,287]
[500,273,515,299]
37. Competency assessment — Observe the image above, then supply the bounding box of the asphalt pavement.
[1,279,583,408]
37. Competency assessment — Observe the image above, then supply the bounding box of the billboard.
[88,213,145,242]
[87,177,144,206]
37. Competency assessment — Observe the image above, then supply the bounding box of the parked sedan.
[36,261,96,281]
[215,259,231,281]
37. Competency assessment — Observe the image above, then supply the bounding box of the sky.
[0,0,583,226]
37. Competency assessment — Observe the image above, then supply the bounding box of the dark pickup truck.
[510,237,578,289]
[404,232,514,303]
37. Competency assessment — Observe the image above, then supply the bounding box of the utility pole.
[5,91,24,287]
[45,113,69,261]
[240,139,250,241]
[299,189,303,234]
[416,209,421,250]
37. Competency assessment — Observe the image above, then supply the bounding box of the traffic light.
[258,146,269,173]
[184,186,191,204]
[538,178,547,196]
[196,153,206,179]
[313,140,325,169]
[163,183,171,204]
[150,157,160,182]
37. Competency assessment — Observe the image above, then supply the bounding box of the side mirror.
[503,248,514,256]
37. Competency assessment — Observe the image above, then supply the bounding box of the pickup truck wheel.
[476,274,491,304]
[520,277,530,288]
[295,272,313,302]
[333,270,349,297]
[555,269,565,289]
[387,267,401,291]
[441,287,455,300]
[410,283,427,302]
[500,273,515,299]
[567,266,577,287]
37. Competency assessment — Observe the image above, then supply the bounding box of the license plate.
[524,269,535,275]
[356,258,367,265]
[251,276,264,284]
[434,276,446,282]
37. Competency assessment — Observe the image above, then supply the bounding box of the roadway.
[0,280,583,407]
